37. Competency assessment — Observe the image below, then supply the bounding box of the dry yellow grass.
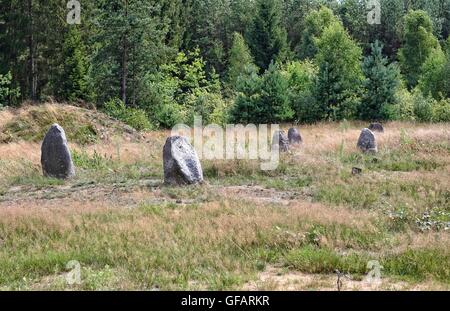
[0,105,449,290]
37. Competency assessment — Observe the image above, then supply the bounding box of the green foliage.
[72,149,112,171]
[0,0,449,126]
[183,0,238,74]
[103,99,151,131]
[382,85,416,121]
[151,99,184,129]
[146,49,226,127]
[338,0,372,50]
[314,22,364,120]
[284,60,319,123]
[412,89,435,122]
[185,91,230,125]
[91,0,170,104]
[282,0,324,50]
[432,98,450,122]
[297,6,339,60]
[230,62,293,124]
[385,87,450,122]
[52,27,92,102]
[399,10,440,89]
[418,45,450,99]
[226,32,258,92]
[361,41,401,120]
[0,71,20,107]
[247,0,290,71]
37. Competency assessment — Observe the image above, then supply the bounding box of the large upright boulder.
[41,124,75,179]
[357,128,378,154]
[368,123,384,133]
[288,128,302,145]
[163,136,203,185]
[272,130,289,152]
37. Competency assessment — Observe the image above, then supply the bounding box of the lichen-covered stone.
[288,128,302,145]
[357,128,378,154]
[41,124,75,179]
[368,123,384,133]
[272,130,289,152]
[163,136,203,185]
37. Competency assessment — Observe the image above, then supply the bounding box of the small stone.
[368,123,384,133]
[357,128,378,154]
[41,124,75,179]
[352,167,362,175]
[163,136,203,185]
[288,128,302,145]
[272,130,289,152]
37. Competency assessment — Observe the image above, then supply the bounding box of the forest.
[0,0,449,128]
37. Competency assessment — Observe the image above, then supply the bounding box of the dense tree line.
[0,0,449,127]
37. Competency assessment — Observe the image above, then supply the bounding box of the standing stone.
[272,130,289,152]
[357,128,378,154]
[288,128,302,145]
[163,136,203,185]
[368,123,384,133]
[41,124,75,179]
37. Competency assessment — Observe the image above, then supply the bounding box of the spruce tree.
[54,27,91,102]
[226,32,258,91]
[230,62,293,124]
[314,22,364,120]
[92,0,169,105]
[360,41,401,120]
[247,0,290,71]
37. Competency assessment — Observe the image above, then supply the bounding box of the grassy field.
[0,105,449,290]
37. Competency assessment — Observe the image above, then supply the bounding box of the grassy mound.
[0,103,143,145]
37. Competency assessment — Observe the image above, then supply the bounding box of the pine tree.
[314,22,364,120]
[360,41,401,120]
[54,27,91,102]
[226,32,258,91]
[230,62,293,124]
[398,10,440,89]
[247,0,290,71]
[92,0,169,105]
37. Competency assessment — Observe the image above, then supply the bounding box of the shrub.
[382,86,415,121]
[412,89,435,122]
[0,71,20,107]
[103,99,152,130]
[230,62,293,124]
[418,48,447,99]
[284,60,319,123]
[152,101,185,129]
[432,98,450,122]
[145,49,226,127]
[185,91,230,125]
